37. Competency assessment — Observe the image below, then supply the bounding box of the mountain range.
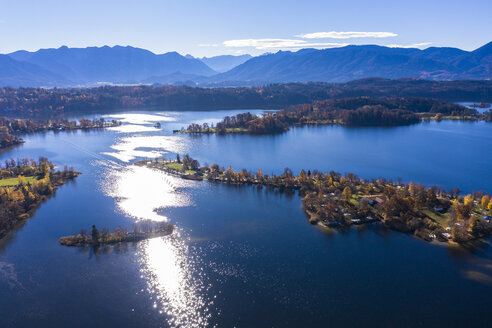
[213,42,492,83]
[1,42,491,87]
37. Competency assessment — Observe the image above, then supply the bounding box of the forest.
[0,79,491,117]
[138,155,492,245]
[180,97,486,134]
[0,157,80,238]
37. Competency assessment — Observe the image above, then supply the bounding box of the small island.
[0,157,80,239]
[59,221,174,246]
[137,155,492,245]
[175,97,491,135]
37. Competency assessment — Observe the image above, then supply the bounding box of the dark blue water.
[0,110,491,327]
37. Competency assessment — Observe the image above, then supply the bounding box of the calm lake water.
[0,110,491,327]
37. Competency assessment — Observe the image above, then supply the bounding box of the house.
[442,233,452,239]
[362,195,385,206]
[375,197,385,204]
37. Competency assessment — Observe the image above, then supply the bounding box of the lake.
[0,110,491,327]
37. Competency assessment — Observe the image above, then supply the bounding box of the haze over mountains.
[1,42,491,87]
[214,42,492,83]
[5,46,215,87]
[200,54,252,73]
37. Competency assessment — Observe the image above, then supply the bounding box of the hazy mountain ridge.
[0,42,491,87]
[214,42,492,83]
[4,45,216,86]
[0,54,70,87]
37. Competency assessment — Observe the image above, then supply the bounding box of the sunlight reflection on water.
[103,113,177,125]
[99,116,212,327]
[108,124,159,133]
[138,234,212,328]
[103,135,189,162]
[103,165,192,221]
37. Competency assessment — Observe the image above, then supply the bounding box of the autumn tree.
[342,186,352,201]
[481,195,490,208]
[91,225,100,243]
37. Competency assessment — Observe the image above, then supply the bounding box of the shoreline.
[0,164,81,240]
[136,157,492,246]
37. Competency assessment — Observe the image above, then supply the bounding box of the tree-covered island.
[59,221,174,247]
[0,158,80,239]
[137,155,492,245]
[177,97,491,135]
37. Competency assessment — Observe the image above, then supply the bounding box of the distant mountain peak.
[473,41,492,56]
[200,54,253,73]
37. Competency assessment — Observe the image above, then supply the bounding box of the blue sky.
[1,0,491,57]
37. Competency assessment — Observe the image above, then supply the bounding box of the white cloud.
[386,42,431,48]
[223,38,348,50]
[297,31,397,39]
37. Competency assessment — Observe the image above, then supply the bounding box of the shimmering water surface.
[0,109,491,327]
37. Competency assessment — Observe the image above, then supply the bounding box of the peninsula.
[177,97,491,135]
[0,157,80,239]
[137,155,492,245]
[0,117,121,150]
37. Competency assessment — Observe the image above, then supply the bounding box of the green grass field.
[0,176,37,187]
[164,163,183,170]
[422,209,450,228]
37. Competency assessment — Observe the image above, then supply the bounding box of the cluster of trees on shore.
[0,117,119,134]
[182,97,482,134]
[142,156,492,244]
[0,157,79,238]
[0,117,120,149]
[1,79,491,117]
[0,126,22,149]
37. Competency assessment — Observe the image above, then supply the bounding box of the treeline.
[0,117,119,134]
[339,107,419,126]
[315,97,474,114]
[182,97,479,134]
[1,79,491,117]
[0,117,120,149]
[0,157,79,238]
